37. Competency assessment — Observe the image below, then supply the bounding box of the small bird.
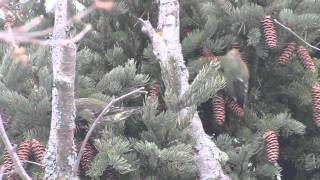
[219,48,249,107]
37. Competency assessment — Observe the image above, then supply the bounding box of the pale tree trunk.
[139,0,230,179]
[44,0,77,179]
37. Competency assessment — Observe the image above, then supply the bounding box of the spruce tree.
[181,0,320,179]
[0,0,320,180]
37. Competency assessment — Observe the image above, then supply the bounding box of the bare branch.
[0,0,112,45]
[13,15,44,33]
[0,115,31,180]
[71,24,93,43]
[138,18,157,38]
[73,87,146,177]
[274,19,320,52]
[21,160,45,168]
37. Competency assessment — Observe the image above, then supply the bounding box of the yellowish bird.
[219,48,249,106]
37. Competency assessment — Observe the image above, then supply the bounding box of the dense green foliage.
[181,0,320,179]
[0,0,320,180]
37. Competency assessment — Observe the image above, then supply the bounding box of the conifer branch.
[274,19,320,52]
[139,0,230,179]
[0,115,32,180]
[73,87,146,177]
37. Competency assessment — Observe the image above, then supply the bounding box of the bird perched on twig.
[219,48,249,107]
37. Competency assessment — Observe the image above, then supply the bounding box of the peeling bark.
[44,0,76,179]
[140,0,230,179]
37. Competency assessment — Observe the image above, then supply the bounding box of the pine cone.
[16,140,32,167]
[263,130,279,164]
[3,141,32,180]
[201,50,218,62]
[312,83,320,127]
[3,150,14,172]
[261,16,278,49]
[148,82,160,97]
[225,97,245,119]
[104,165,116,180]
[296,45,316,73]
[30,139,46,163]
[277,42,297,64]
[212,95,226,125]
[180,27,192,39]
[3,150,19,180]
[77,141,96,172]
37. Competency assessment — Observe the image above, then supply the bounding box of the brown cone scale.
[261,16,278,49]
[77,141,96,172]
[180,27,193,39]
[3,141,32,180]
[3,150,14,172]
[30,139,46,163]
[312,83,320,127]
[149,83,160,97]
[263,130,279,164]
[104,165,117,180]
[16,140,32,167]
[225,97,245,119]
[212,95,226,125]
[296,46,316,73]
[277,42,297,64]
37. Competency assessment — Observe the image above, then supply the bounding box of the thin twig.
[0,115,31,180]
[274,19,320,52]
[0,0,109,44]
[21,160,45,168]
[9,25,93,47]
[71,24,92,43]
[13,15,44,33]
[72,87,146,177]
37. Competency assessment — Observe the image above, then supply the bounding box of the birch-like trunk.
[140,0,230,179]
[44,0,77,179]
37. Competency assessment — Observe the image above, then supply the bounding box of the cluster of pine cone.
[263,15,319,128]
[212,94,245,125]
[276,42,316,73]
[261,15,317,73]
[3,139,45,180]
